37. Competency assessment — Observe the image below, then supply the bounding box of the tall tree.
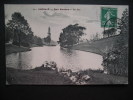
[6,12,33,47]
[5,26,13,43]
[119,8,128,44]
[102,9,129,76]
[33,35,43,46]
[103,28,117,38]
[59,24,86,47]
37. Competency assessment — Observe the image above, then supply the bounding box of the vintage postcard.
[5,4,128,85]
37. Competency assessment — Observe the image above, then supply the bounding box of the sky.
[4,4,128,41]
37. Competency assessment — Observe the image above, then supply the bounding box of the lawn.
[6,67,73,85]
[6,44,31,55]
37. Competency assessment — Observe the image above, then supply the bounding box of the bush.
[102,46,128,76]
[89,69,104,73]
[12,41,20,46]
[21,42,30,47]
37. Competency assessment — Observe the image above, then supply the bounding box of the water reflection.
[18,53,22,69]
[6,45,103,72]
[60,47,74,55]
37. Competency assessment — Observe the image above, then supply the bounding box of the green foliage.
[59,24,86,47]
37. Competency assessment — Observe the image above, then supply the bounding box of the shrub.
[102,46,128,76]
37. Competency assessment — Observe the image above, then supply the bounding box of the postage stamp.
[101,7,117,28]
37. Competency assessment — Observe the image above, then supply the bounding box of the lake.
[6,45,103,72]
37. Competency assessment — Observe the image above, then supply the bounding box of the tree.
[118,8,128,44]
[6,12,33,47]
[59,24,86,47]
[90,33,100,41]
[33,35,43,46]
[102,9,128,76]
[5,26,13,43]
[103,28,117,38]
[44,35,51,44]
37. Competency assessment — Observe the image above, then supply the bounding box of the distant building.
[48,26,51,37]
[44,27,51,44]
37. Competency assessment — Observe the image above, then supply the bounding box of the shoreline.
[72,47,103,56]
[6,44,31,55]
[6,66,128,85]
[71,42,105,56]
[6,41,128,85]
[6,67,74,85]
[60,43,104,56]
[60,46,103,56]
[43,44,57,46]
[71,35,122,56]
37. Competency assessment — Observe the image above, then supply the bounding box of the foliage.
[6,12,33,47]
[32,35,43,46]
[44,35,51,44]
[5,26,13,43]
[102,47,128,76]
[102,9,128,76]
[59,24,86,47]
[119,8,128,35]
[90,33,101,41]
[103,28,117,38]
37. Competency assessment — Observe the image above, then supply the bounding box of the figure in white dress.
[104,9,115,27]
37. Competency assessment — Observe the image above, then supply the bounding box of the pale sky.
[4,4,128,41]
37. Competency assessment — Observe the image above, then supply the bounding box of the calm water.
[6,45,103,72]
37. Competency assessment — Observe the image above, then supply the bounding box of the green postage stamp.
[101,7,117,28]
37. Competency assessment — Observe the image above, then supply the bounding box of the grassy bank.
[43,40,58,46]
[71,35,128,84]
[72,35,121,56]
[6,67,128,85]
[30,44,43,47]
[72,43,103,55]
[6,44,31,55]
[78,69,128,84]
[6,67,73,85]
